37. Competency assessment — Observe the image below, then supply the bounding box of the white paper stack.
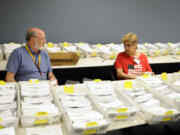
[86,81,138,121]
[26,125,63,135]
[0,127,15,135]
[44,42,61,53]
[106,43,124,53]
[20,80,60,127]
[74,43,100,58]
[56,84,109,134]
[3,43,21,60]
[0,82,18,127]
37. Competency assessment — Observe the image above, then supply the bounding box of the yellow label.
[117,108,128,112]
[76,53,80,56]
[0,81,5,85]
[64,85,74,94]
[0,118,2,121]
[161,72,167,80]
[164,111,173,115]
[93,79,102,82]
[0,126,3,129]
[86,122,98,127]
[124,81,133,89]
[178,70,180,74]
[110,52,116,59]
[63,42,69,47]
[97,44,102,47]
[34,119,48,124]
[168,42,172,45]
[36,112,48,117]
[116,115,127,120]
[84,130,97,135]
[91,53,97,56]
[110,43,114,45]
[143,74,149,78]
[162,117,172,122]
[177,50,180,55]
[78,42,84,45]
[29,79,39,83]
[9,42,15,44]
[47,42,53,48]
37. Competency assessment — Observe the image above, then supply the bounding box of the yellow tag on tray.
[34,119,48,124]
[116,115,127,120]
[117,108,128,112]
[29,79,39,83]
[47,42,54,48]
[0,118,2,121]
[84,130,97,135]
[161,72,167,80]
[86,122,98,127]
[143,74,149,78]
[162,117,172,122]
[0,126,3,129]
[63,42,69,47]
[124,81,132,89]
[0,81,5,85]
[164,111,173,115]
[64,85,74,94]
[97,44,102,47]
[93,79,102,82]
[36,112,48,117]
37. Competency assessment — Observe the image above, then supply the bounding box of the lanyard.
[25,45,43,80]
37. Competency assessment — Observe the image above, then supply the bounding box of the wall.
[0,0,180,44]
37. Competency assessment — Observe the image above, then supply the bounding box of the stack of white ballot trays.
[74,42,100,58]
[55,84,109,135]
[0,127,15,135]
[60,42,85,58]
[85,80,138,122]
[44,42,61,52]
[19,80,61,127]
[92,44,117,60]
[112,79,180,124]
[3,43,21,60]
[0,81,19,128]
[26,125,63,135]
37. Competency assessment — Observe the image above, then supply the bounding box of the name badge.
[134,58,140,64]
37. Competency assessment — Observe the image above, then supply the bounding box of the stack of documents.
[86,81,138,121]
[0,127,15,135]
[44,42,61,52]
[20,81,60,127]
[56,84,109,133]
[26,125,63,135]
[0,82,18,127]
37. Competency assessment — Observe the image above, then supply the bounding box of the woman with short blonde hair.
[115,33,153,79]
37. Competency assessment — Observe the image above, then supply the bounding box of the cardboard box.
[48,52,80,66]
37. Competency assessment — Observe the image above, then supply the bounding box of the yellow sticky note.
[64,85,74,94]
[29,79,39,83]
[162,117,172,122]
[36,112,48,117]
[63,42,69,47]
[168,42,172,45]
[0,126,3,129]
[97,44,102,47]
[110,52,116,59]
[9,42,15,44]
[86,122,98,127]
[84,130,97,135]
[78,42,84,45]
[91,53,97,56]
[0,81,5,85]
[164,111,173,115]
[116,115,127,120]
[161,72,167,80]
[93,79,102,82]
[0,118,2,121]
[178,70,180,74]
[117,108,128,112]
[124,81,133,89]
[34,119,48,124]
[47,42,53,48]
[155,50,160,56]
[143,74,149,78]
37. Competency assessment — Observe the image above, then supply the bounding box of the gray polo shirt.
[6,45,52,81]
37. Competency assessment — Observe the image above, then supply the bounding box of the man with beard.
[5,27,57,84]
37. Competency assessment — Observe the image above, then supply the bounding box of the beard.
[34,40,43,51]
